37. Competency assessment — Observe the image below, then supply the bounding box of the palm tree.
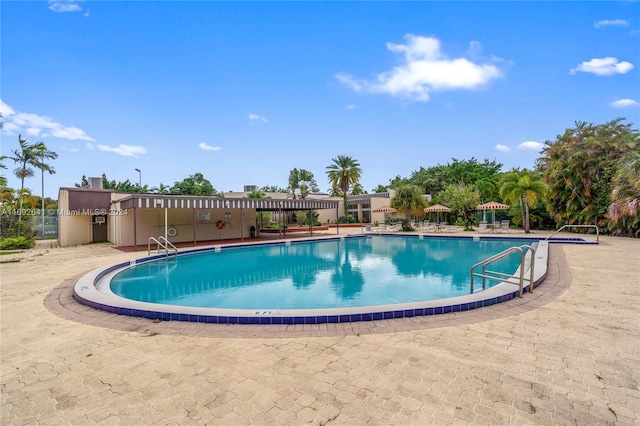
[538,119,638,229]
[499,169,547,233]
[608,151,640,236]
[246,189,270,231]
[33,142,58,236]
[288,168,318,199]
[350,182,366,195]
[150,182,171,194]
[8,135,54,222]
[390,184,427,227]
[326,155,362,217]
[0,155,7,188]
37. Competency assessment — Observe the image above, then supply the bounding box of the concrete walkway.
[1,233,639,425]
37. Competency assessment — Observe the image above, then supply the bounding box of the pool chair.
[372,224,388,233]
[445,224,462,232]
[420,221,435,232]
[500,220,511,233]
[476,221,488,233]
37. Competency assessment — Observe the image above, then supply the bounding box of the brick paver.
[1,233,639,425]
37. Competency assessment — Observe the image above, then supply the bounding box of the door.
[92,216,107,242]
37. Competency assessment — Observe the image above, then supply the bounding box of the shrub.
[338,214,358,224]
[0,236,35,250]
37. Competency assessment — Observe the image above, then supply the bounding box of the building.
[57,184,340,248]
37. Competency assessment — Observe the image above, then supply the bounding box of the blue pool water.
[110,236,534,310]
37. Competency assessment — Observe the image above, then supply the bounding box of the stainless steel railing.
[470,245,536,298]
[545,224,599,243]
[148,236,178,256]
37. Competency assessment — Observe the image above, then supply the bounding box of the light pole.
[135,168,141,187]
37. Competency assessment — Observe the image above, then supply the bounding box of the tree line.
[385,118,638,236]
[2,118,638,245]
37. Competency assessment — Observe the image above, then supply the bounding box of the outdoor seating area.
[370,222,402,232]
[475,219,511,233]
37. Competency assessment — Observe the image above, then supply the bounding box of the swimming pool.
[74,235,550,324]
[110,237,528,309]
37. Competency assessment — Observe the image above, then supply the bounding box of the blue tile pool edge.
[72,289,530,325]
[73,236,562,325]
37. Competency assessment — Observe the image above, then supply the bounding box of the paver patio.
[1,232,638,425]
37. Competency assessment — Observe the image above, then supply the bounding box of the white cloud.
[336,34,504,102]
[48,1,83,13]
[3,122,20,133]
[495,144,511,153]
[97,144,146,158]
[346,104,356,110]
[570,57,634,76]
[0,99,95,141]
[610,98,639,108]
[198,142,221,151]
[518,141,544,151]
[335,73,364,92]
[594,19,628,28]
[85,142,94,150]
[0,100,15,116]
[248,113,268,123]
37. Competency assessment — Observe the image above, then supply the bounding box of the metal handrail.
[148,236,178,256]
[545,224,599,243]
[158,236,178,255]
[470,245,536,298]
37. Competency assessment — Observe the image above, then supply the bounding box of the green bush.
[338,214,358,224]
[0,236,35,250]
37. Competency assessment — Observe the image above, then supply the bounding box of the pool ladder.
[470,245,535,298]
[148,236,178,257]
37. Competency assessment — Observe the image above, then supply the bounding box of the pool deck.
[1,230,639,425]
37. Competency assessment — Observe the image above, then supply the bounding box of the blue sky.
[1,1,638,199]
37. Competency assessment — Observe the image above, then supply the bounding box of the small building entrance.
[92,216,107,242]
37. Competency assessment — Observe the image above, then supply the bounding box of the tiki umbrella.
[372,205,397,223]
[373,205,397,213]
[424,204,451,223]
[476,201,511,223]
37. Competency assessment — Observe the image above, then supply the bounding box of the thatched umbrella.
[373,205,397,213]
[424,204,451,223]
[372,205,397,223]
[476,201,510,223]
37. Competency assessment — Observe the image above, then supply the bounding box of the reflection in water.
[110,236,532,310]
[330,240,366,300]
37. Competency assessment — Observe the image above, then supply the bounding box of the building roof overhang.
[114,193,339,211]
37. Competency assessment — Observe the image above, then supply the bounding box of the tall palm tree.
[8,135,55,222]
[326,155,362,217]
[33,142,58,236]
[499,169,547,233]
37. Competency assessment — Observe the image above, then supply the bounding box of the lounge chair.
[390,223,402,232]
[500,220,510,233]
[372,224,388,233]
[420,221,435,232]
[476,221,488,233]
